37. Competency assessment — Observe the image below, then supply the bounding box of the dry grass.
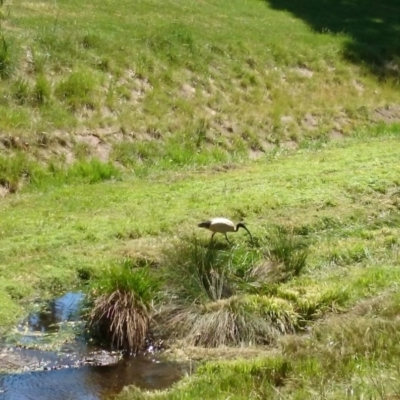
[159,294,299,348]
[86,260,157,352]
[88,289,149,352]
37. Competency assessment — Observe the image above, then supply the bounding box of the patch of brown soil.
[259,139,275,152]
[280,140,298,150]
[302,113,319,130]
[0,185,10,197]
[291,67,314,78]
[249,149,265,160]
[374,105,400,123]
[49,146,75,164]
[180,83,196,99]
[0,136,30,150]
[352,79,364,93]
[75,133,112,162]
[118,69,153,104]
[329,130,344,140]
[280,115,295,125]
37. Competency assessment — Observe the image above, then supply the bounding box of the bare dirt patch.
[0,185,9,198]
[329,130,344,140]
[291,67,314,78]
[249,149,265,160]
[302,113,319,130]
[75,133,112,162]
[374,105,400,123]
[181,83,196,99]
[280,140,298,150]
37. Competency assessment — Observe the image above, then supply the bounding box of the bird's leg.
[224,233,232,245]
[211,232,216,241]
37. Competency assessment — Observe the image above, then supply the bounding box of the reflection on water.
[0,292,188,400]
[13,292,86,348]
[0,355,186,400]
[27,292,84,333]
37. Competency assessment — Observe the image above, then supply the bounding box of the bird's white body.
[198,217,253,244]
[206,218,236,233]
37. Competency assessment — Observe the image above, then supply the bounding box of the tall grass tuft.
[55,69,97,110]
[162,236,236,303]
[0,36,11,79]
[63,159,121,184]
[158,236,300,347]
[263,227,309,282]
[86,260,158,352]
[0,152,46,193]
[33,74,51,105]
[161,294,299,347]
[12,78,30,105]
[0,156,121,193]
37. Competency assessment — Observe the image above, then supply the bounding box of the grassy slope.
[0,0,399,169]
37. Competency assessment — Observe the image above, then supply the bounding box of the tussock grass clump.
[0,152,46,193]
[163,236,237,302]
[162,295,299,347]
[264,227,309,282]
[241,228,309,290]
[123,294,400,400]
[159,236,300,347]
[0,36,11,79]
[55,69,98,110]
[63,159,121,184]
[87,260,158,352]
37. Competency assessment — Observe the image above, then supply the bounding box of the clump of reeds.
[157,233,306,347]
[87,259,157,353]
[161,294,299,347]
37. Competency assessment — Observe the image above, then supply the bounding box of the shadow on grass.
[265,0,400,80]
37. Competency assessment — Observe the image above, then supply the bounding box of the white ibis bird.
[198,217,253,244]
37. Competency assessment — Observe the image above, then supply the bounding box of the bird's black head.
[198,221,211,229]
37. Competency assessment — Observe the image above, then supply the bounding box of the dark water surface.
[0,356,185,400]
[0,292,187,400]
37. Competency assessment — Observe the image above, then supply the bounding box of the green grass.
[0,0,399,167]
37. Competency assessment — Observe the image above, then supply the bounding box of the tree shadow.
[266,0,400,81]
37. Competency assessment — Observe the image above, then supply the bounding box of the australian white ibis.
[198,217,253,244]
